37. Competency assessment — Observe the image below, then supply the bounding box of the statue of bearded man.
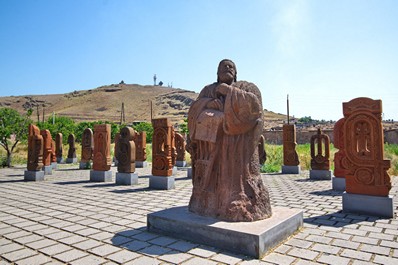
[187,59,272,222]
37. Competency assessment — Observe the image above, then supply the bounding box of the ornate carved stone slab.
[175,132,185,162]
[116,127,136,173]
[135,131,147,162]
[40,129,52,167]
[310,128,330,170]
[81,128,94,163]
[152,118,173,176]
[283,124,299,166]
[67,134,77,159]
[27,124,43,171]
[55,133,63,162]
[93,124,112,171]
[343,97,391,196]
[333,118,347,178]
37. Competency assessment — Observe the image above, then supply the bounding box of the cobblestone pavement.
[0,164,397,265]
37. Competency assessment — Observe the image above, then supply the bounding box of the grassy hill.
[0,83,289,128]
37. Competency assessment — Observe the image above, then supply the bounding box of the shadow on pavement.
[310,189,344,196]
[54,180,91,185]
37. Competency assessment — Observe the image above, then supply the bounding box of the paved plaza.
[0,164,397,264]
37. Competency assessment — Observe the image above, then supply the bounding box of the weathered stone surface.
[310,128,330,170]
[92,124,112,171]
[175,132,186,162]
[51,140,56,163]
[113,132,121,164]
[81,128,93,163]
[40,129,52,167]
[152,118,174,176]
[67,134,77,159]
[55,133,63,162]
[116,127,136,173]
[27,124,43,171]
[342,97,391,197]
[259,134,267,165]
[134,131,147,162]
[283,124,299,166]
[187,59,272,222]
[333,118,347,178]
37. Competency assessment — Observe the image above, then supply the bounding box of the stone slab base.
[147,206,303,258]
[79,162,92,169]
[116,172,138,185]
[282,165,301,174]
[42,165,52,175]
[187,167,192,179]
[90,170,112,182]
[332,176,346,191]
[66,158,78,164]
[343,192,394,218]
[310,170,332,180]
[56,157,64,163]
[176,161,187,167]
[135,161,148,168]
[172,166,177,176]
[51,162,57,170]
[24,170,45,181]
[149,175,175,190]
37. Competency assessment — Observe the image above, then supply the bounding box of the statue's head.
[217,59,237,84]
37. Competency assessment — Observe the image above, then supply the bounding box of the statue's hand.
[216,83,232,96]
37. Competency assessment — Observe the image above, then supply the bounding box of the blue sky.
[1,0,397,121]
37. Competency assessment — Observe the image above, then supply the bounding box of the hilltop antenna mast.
[120,102,125,124]
[287,94,290,125]
[153,74,157,86]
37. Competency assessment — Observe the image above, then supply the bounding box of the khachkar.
[135,131,147,168]
[51,140,57,169]
[115,127,138,185]
[150,118,175,189]
[258,134,267,165]
[24,124,45,181]
[332,118,347,191]
[90,124,112,182]
[40,129,53,175]
[113,133,121,166]
[66,134,77,163]
[341,97,393,218]
[282,124,300,174]
[148,59,302,258]
[55,133,64,163]
[79,128,94,169]
[174,132,186,167]
[309,128,331,180]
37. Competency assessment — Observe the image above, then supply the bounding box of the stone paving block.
[167,240,198,252]
[306,234,333,244]
[368,232,395,240]
[287,248,319,260]
[25,238,57,250]
[360,244,391,255]
[317,253,351,265]
[373,255,398,265]
[45,231,73,240]
[340,249,372,261]
[181,257,218,265]
[88,231,114,241]
[210,252,244,264]
[131,231,159,241]
[0,243,24,255]
[139,245,172,257]
[273,244,292,254]
[14,234,43,245]
[262,252,296,264]
[380,240,398,248]
[58,234,87,245]
[311,243,341,255]
[158,251,194,264]
[0,238,11,246]
[38,243,72,256]
[53,249,88,263]
[286,238,313,248]
[88,244,121,257]
[69,255,107,265]
[331,239,360,250]
[124,255,161,265]
[106,249,141,263]
[73,239,104,251]
[188,246,218,258]
[2,248,37,262]
[15,253,53,265]
[294,259,319,265]
[352,235,379,245]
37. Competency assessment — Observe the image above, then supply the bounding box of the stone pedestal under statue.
[51,162,57,170]
[332,176,346,191]
[90,170,112,182]
[309,170,331,180]
[176,160,186,167]
[148,206,302,258]
[79,161,92,169]
[42,165,52,175]
[56,157,64,163]
[187,167,192,178]
[282,165,300,174]
[135,161,148,168]
[116,172,138,185]
[149,176,175,190]
[66,157,78,164]
[24,170,45,181]
[342,192,394,218]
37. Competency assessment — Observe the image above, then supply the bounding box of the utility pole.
[287,94,290,125]
[120,102,125,124]
[52,112,55,125]
[153,74,157,86]
[36,105,40,123]
[150,100,153,121]
[42,104,45,123]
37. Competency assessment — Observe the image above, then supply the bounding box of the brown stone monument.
[25,124,45,181]
[113,132,121,166]
[258,134,267,165]
[40,129,53,175]
[90,124,112,182]
[116,127,138,185]
[80,128,94,169]
[55,133,63,163]
[282,124,300,174]
[135,131,147,168]
[309,128,331,180]
[51,139,57,169]
[150,118,175,189]
[332,118,347,190]
[341,97,393,217]
[175,132,186,167]
[148,59,302,258]
[66,134,77,163]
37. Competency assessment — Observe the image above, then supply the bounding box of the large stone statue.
[66,134,77,163]
[27,124,44,171]
[93,124,112,171]
[116,127,136,173]
[187,59,272,222]
[80,128,94,169]
[55,133,63,163]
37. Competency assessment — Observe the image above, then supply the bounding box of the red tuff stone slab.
[93,124,112,171]
[67,134,77,159]
[333,118,347,178]
[116,126,136,173]
[343,97,391,197]
[283,124,299,166]
[152,118,174,176]
[81,128,94,163]
[310,128,330,170]
[175,132,186,162]
[55,133,63,160]
[27,124,43,171]
[135,131,147,162]
[40,129,52,167]
[51,140,56,163]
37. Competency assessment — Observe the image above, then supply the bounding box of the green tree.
[38,116,77,144]
[132,122,153,143]
[180,118,189,134]
[0,108,32,167]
